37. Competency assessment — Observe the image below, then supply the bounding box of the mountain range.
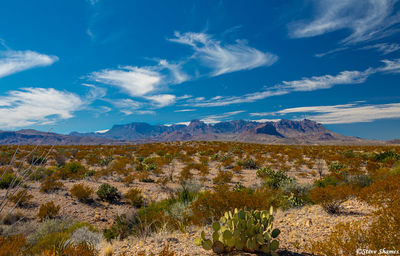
[0,119,391,145]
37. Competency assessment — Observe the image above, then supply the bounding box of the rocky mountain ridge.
[0,119,387,145]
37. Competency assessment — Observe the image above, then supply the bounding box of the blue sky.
[0,0,400,140]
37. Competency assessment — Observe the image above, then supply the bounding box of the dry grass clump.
[38,201,61,221]
[70,183,94,203]
[310,172,400,254]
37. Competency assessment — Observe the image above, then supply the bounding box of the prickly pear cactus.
[194,206,280,255]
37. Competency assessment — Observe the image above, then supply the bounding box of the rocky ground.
[0,158,373,255]
[110,199,373,256]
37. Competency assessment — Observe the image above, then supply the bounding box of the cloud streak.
[289,0,400,44]
[272,102,400,124]
[183,58,400,107]
[201,110,245,124]
[0,50,58,78]
[0,88,83,129]
[186,68,373,107]
[169,32,277,76]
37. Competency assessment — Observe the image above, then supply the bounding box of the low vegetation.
[0,142,398,255]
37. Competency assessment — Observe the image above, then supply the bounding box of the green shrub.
[124,188,144,208]
[176,182,200,204]
[194,207,280,255]
[38,201,61,221]
[27,155,47,166]
[237,158,259,169]
[257,167,293,189]
[0,172,20,189]
[313,174,341,188]
[96,183,120,202]
[328,161,346,172]
[103,210,138,241]
[58,162,86,179]
[375,150,400,162]
[70,184,94,203]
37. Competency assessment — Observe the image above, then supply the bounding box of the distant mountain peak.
[1,119,382,145]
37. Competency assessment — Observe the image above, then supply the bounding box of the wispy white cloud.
[145,94,176,107]
[289,0,400,44]
[277,69,373,92]
[0,88,83,129]
[184,58,400,107]
[249,118,282,123]
[82,83,107,100]
[0,50,58,78]
[314,47,349,58]
[377,58,400,73]
[201,110,245,124]
[174,109,196,112]
[158,59,189,84]
[361,43,400,55]
[272,102,400,124]
[89,66,162,97]
[186,68,373,107]
[169,31,277,76]
[110,98,141,115]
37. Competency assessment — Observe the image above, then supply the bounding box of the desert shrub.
[236,158,259,169]
[9,189,33,207]
[58,161,86,179]
[100,156,113,167]
[190,185,277,224]
[68,226,102,250]
[27,155,47,166]
[257,167,293,189]
[165,201,192,233]
[347,173,373,188]
[103,210,138,241]
[233,182,246,192]
[390,162,400,175]
[27,218,73,245]
[279,180,312,208]
[40,178,64,193]
[124,188,144,208]
[30,231,69,255]
[145,163,157,171]
[38,201,61,221]
[313,174,342,188]
[309,185,352,214]
[54,151,67,166]
[96,183,120,202]
[56,242,97,256]
[328,161,346,172]
[70,184,94,203]
[0,234,26,256]
[176,181,200,204]
[310,174,400,255]
[212,170,233,185]
[374,150,400,162]
[0,172,20,189]
[1,211,24,225]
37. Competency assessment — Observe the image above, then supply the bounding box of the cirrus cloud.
[0,88,83,129]
[0,50,58,78]
[169,32,278,76]
[289,0,400,44]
